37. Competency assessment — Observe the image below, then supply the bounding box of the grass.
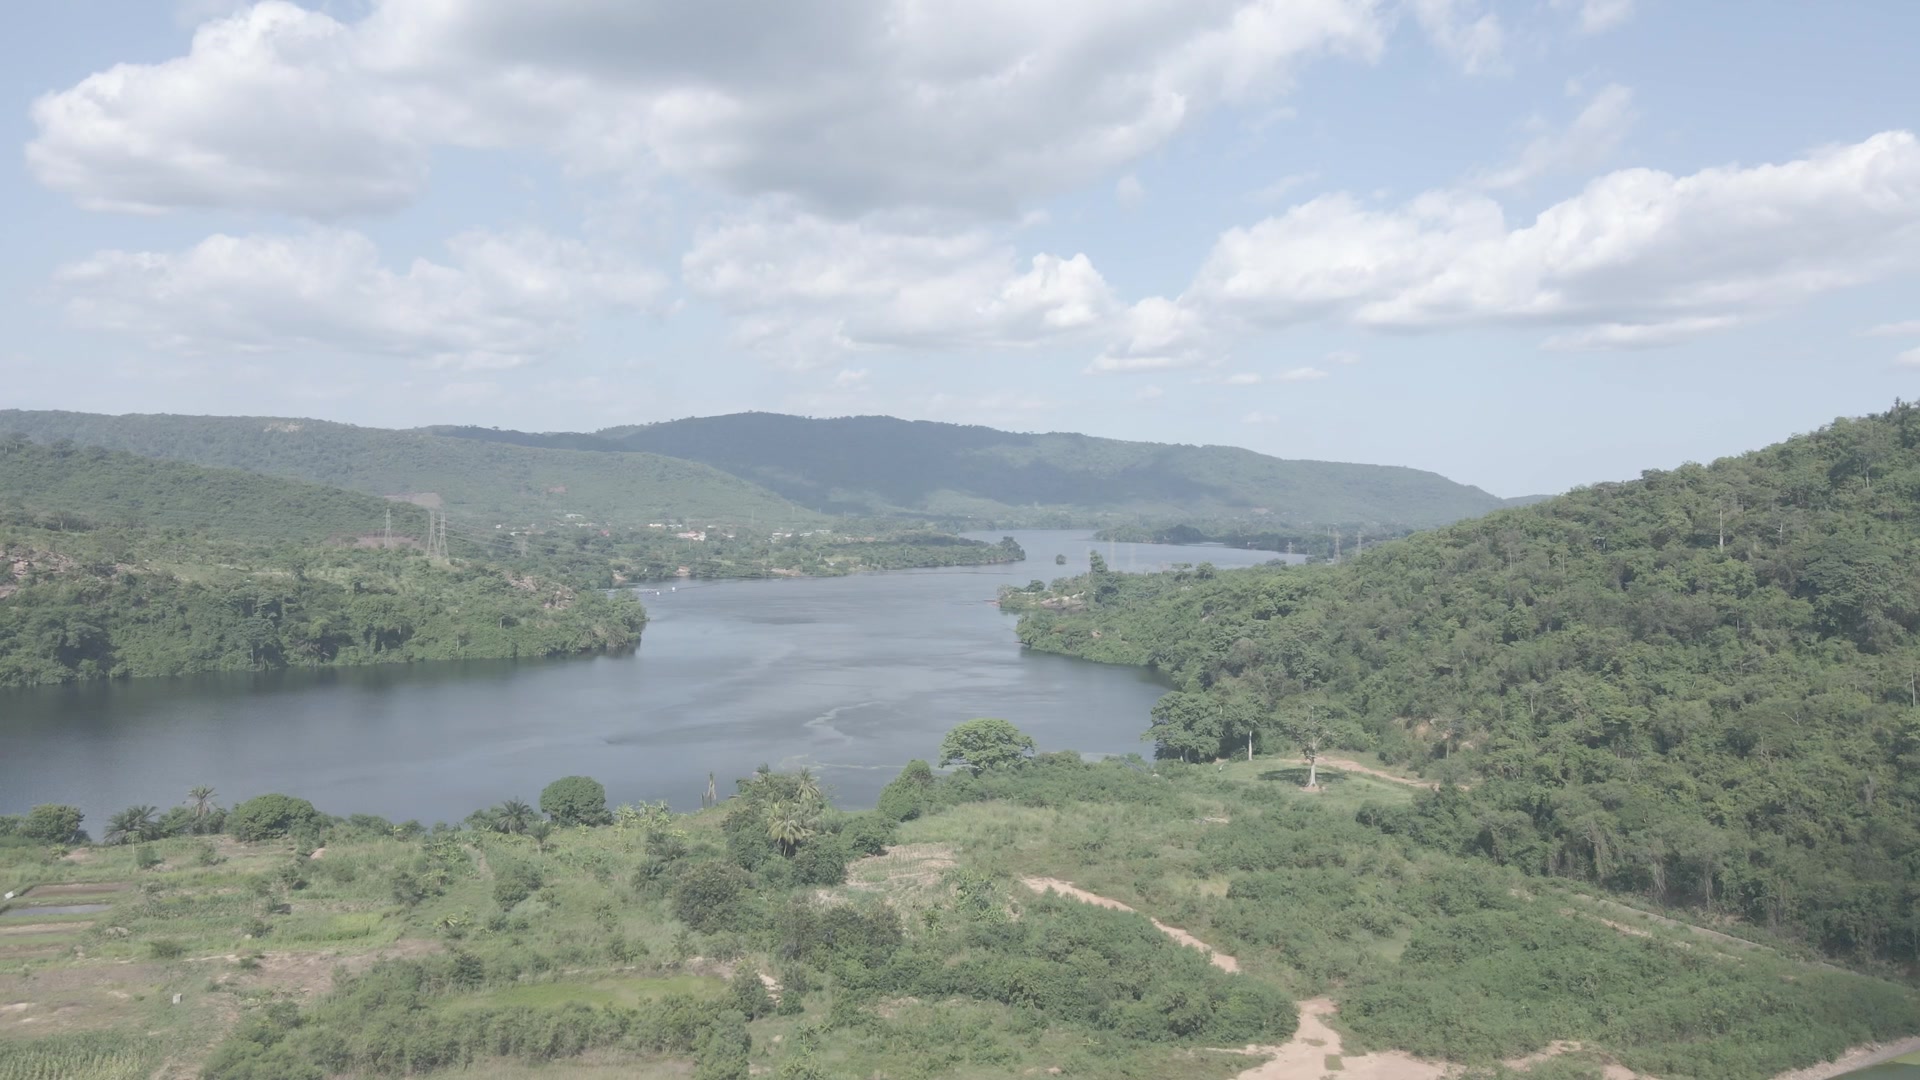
[0,1032,158,1080]
[447,974,725,1012]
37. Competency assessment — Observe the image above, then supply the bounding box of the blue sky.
[4,1,1918,497]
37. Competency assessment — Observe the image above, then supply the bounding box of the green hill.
[1011,402,1920,967]
[0,435,417,543]
[0,411,813,528]
[428,412,1510,526]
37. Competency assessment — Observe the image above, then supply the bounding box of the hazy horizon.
[6,3,1918,499]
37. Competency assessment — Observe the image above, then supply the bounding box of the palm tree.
[106,805,158,845]
[496,799,536,835]
[766,801,814,857]
[528,820,554,854]
[187,786,217,820]
[794,768,825,810]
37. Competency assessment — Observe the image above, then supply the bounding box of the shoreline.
[1771,1039,1920,1080]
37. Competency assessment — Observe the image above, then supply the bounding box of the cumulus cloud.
[1407,0,1505,75]
[1173,130,1920,348]
[29,3,428,217]
[683,210,1117,363]
[32,0,1387,220]
[55,228,664,370]
[1477,84,1635,190]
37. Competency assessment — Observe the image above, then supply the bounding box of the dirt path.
[1769,1039,1920,1080]
[1308,757,1443,790]
[1020,878,1237,972]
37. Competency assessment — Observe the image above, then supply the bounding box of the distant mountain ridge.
[0,411,813,528]
[426,412,1510,527]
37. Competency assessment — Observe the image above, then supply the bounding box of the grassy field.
[1,757,1913,1080]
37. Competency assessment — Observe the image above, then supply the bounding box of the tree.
[539,776,612,826]
[496,799,536,835]
[21,804,86,844]
[939,718,1036,774]
[227,794,324,843]
[1275,706,1338,789]
[106,805,159,845]
[765,801,816,857]
[188,786,217,819]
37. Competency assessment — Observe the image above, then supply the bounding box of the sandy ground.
[1020,877,1669,1080]
[1307,756,1444,790]
[1769,1039,1920,1080]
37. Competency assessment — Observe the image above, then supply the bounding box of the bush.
[540,776,612,826]
[133,844,162,870]
[147,938,186,959]
[20,803,85,844]
[673,861,753,934]
[227,795,324,843]
[841,812,896,855]
[492,858,544,910]
[875,759,935,822]
[728,967,774,1019]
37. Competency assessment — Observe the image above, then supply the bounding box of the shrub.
[20,803,85,844]
[226,795,324,843]
[673,861,753,933]
[492,858,544,910]
[539,776,612,826]
[728,967,774,1019]
[133,844,162,870]
[147,938,186,959]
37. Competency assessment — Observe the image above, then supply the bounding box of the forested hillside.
[429,412,1511,526]
[0,436,411,541]
[0,439,646,686]
[0,411,811,527]
[1013,403,1920,967]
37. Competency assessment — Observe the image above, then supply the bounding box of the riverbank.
[1773,1042,1920,1080]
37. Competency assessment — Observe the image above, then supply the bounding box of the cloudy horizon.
[5,1,1919,498]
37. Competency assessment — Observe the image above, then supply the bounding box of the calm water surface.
[0,531,1288,824]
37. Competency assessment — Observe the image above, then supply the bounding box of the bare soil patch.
[1229,998,1447,1080]
[1769,1037,1920,1080]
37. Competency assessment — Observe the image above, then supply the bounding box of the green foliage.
[0,1031,159,1080]
[875,759,935,822]
[539,776,612,827]
[18,804,85,844]
[938,718,1037,774]
[1019,402,1920,965]
[673,861,754,934]
[491,857,543,910]
[1,410,810,528]
[227,794,324,844]
[726,967,774,1019]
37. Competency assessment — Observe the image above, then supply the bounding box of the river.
[0,531,1290,826]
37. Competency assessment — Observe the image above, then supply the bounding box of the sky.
[3,1,1919,498]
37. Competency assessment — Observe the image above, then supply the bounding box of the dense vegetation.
[3,729,1912,1079]
[1015,403,1920,969]
[427,412,1512,527]
[0,411,812,528]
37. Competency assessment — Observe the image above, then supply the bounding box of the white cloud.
[1407,0,1505,75]
[1134,384,1166,400]
[1898,347,1920,367]
[1201,365,1327,384]
[29,3,428,217]
[1177,130,1920,348]
[1242,410,1278,424]
[683,210,1118,362]
[1477,84,1635,190]
[1864,320,1920,337]
[1116,174,1147,209]
[1555,0,1635,34]
[33,0,1388,220]
[1279,365,1330,380]
[833,368,871,389]
[1328,349,1361,364]
[55,228,664,370]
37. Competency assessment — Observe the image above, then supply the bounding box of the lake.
[0,531,1290,826]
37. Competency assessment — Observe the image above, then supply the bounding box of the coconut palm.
[766,801,815,857]
[106,805,158,845]
[793,768,825,809]
[187,786,217,819]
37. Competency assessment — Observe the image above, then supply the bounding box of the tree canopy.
[938,718,1037,774]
